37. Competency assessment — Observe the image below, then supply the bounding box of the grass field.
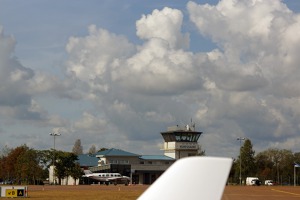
[2,185,300,199]
[25,185,147,200]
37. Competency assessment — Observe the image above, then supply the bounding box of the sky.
[1,0,300,158]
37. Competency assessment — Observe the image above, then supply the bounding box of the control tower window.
[195,134,200,141]
[175,134,181,141]
[174,133,194,142]
[161,131,202,142]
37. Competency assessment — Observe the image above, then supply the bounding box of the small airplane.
[83,170,130,185]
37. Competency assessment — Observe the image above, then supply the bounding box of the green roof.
[96,148,140,157]
[77,154,99,166]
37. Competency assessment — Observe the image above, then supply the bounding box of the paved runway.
[222,186,300,200]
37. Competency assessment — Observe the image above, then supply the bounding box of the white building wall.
[164,142,176,150]
[163,142,199,159]
[61,176,79,185]
[164,152,176,159]
[49,166,58,184]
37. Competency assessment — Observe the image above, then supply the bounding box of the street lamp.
[50,132,61,150]
[294,163,300,186]
[49,132,61,184]
[237,137,245,185]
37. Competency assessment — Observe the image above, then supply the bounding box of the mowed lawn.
[3,185,300,200]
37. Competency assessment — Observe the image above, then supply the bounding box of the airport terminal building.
[80,149,175,185]
[52,125,203,185]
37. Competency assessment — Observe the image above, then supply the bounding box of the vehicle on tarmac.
[246,177,261,186]
[83,170,130,185]
[265,180,274,185]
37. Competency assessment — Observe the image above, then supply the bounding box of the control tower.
[161,124,202,159]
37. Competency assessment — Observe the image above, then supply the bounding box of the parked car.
[265,180,274,186]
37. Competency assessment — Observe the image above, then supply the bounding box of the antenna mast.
[191,118,196,131]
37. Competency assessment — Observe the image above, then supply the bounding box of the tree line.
[2,139,300,185]
[0,139,108,185]
[230,139,300,185]
[0,145,82,185]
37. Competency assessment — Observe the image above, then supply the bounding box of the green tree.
[69,163,83,184]
[228,159,238,184]
[4,145,29,183]
[255,151,274,180]
[235,139,256,183]
[294,152,300,185]
[255,148,295,185]
[268,148,282,183]
[273,149,293,184]
[55,151,78,185]
[36,150,53,169]
[294,152,300,163]
[241,139,256,177]
[0,156,8,182]
[0,145,46,185]
[15,148,44,184]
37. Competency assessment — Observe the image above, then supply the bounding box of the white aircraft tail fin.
[138,156,232,200]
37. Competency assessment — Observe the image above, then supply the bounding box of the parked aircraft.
[83,170,130,185]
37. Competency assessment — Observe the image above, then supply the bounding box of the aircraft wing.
[106,177,130,181]
[107,177,119,181]
[138,156,232,200]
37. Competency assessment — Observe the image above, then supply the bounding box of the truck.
[246,177,261,186]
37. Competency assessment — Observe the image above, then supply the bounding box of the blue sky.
[1,0,300,158]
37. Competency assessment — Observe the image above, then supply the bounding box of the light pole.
[294,163,300,186]
[49,132,61,184]
[237,137,245,185]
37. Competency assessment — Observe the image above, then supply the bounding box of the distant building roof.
[96,148,140,157]
[77,154,99,167]
[139,155,175,161]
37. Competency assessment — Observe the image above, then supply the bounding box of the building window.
[140,161,144,164]
[119,160,129,164]
[148,161,152,164]
[110,160,118,164]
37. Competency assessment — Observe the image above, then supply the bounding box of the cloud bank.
[1,0,300,156]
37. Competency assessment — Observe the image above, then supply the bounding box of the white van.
[246,177,261,186]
